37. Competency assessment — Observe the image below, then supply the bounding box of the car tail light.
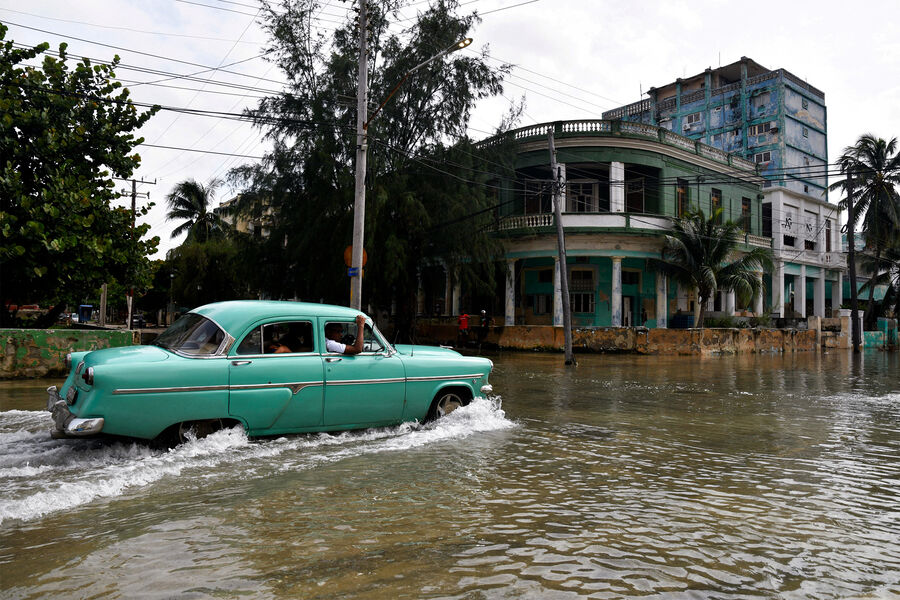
[82,367,94,386]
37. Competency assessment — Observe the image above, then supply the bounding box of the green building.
[486,119,769,328]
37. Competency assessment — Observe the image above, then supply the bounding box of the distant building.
[460,119,771,328]
[216,196,271,238]
[605,58,843,318]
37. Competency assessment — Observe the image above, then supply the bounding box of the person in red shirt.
[457,313,469,347]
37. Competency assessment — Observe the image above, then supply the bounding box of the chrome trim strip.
[327,377,407,386]
[114,374,484,395]
[114,384,230,395]
[405,373,484,382]
[113,381,322,395]
[230,382,322,395]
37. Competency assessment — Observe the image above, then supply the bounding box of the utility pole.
[118,178,154,330]
[349,0,368,311]
[846,173,861,353]
[549,129,575,365]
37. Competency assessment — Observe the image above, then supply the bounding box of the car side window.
[362,325,384,353]
[323,321,357,352]
[236,321,314,355]
[323,321,384,354]
[236,327,262,355]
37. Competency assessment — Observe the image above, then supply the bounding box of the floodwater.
[1,351,899,599]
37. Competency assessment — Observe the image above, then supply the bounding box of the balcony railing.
[498,214,554,230]
[746,234,773,248]
[480,119,759,174]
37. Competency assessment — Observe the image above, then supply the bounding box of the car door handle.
[325,357,342,363]
[231,360,252,366]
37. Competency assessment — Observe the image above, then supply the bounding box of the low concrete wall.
[415,323,817,355]
[1,329,138,379]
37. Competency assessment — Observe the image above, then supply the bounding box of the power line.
[0,8,266,44]
[141,143,265,159]
[4,21,281,86]
[478,0,542,17]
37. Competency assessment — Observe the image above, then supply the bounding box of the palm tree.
[859,243,900,321]
[829,134,900,328]
[649,208,773,327]
[165,178,228,243]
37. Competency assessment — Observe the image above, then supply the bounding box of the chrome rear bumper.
[46,386,105,438]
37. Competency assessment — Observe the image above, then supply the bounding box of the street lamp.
[349,0,472,310]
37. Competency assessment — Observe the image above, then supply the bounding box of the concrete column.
[832,271,843,316]
[755,272,764,315]
[505,259,516,326]
[772,195,784,252]
[773,261,785,317]
[677,283,688,312]
[725,291,736,316]
[451,268,461,316]
[814,271,826,317]
[795,265,806,318]
[443,266,452,316]
[656,274,667,328]
[553,256,563,327]
[611,257,623,326]
[610,162,625,213]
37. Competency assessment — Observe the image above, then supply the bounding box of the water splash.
[0,396,512,525]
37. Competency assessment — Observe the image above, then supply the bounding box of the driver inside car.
[324,314,366,355]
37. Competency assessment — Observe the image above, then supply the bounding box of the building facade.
[484,120,770,328]
[604,57,843,318]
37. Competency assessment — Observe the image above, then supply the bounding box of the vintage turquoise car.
[47,301,494,444]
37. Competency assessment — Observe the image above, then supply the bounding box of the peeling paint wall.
[414,323,819,355]
[1,329,137,379]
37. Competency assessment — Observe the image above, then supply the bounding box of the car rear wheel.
[426,388,471,422]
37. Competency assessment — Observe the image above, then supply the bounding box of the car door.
[228,319,325,435]
[320,318,406,427]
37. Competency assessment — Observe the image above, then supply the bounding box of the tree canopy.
[227,0,512,337]
[0,24,159,325]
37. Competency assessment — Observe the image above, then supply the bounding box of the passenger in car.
[324,314,366,354]
[266,340,291,353]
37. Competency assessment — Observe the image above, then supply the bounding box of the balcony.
[497,212,672,233]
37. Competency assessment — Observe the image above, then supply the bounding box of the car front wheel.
[426,388,471,422]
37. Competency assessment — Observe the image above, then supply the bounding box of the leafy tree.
[167,239,253,309]
[228,0,511,338]
[165,178,229,243]
[829,134,900,327]
[0,25,159,326]
[649,208,773,327]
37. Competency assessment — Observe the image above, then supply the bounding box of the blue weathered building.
[605,58,843,318]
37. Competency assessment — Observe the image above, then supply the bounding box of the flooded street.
[1,351,899,598]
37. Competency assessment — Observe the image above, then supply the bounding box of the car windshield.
[153,314,226,356]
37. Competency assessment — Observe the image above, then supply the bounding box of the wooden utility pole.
[350,0,368,310]
[99,283,108,327]
[119,178,153,330]
[549,129,575,365]
[846,173,861,353]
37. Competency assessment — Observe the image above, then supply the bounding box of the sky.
[3,0,899,257]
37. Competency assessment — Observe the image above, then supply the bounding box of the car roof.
[192,300,362,336]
